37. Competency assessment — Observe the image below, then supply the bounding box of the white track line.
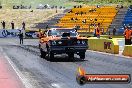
[0,47,34,88]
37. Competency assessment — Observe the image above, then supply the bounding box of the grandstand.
[123,8,132,25]
[118,6,132,34]
[56,5,118,33]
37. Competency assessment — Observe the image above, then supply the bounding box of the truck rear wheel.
[68,53,74,60]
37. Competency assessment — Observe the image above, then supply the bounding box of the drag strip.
[1,45,132,88]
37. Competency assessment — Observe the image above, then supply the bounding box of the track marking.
[0,47,34,88]
[51,83,61,88]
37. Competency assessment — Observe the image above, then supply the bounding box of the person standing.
[113,27,116,35]
[95,23,101,38]
[123,26,132,45]
[22,21,25,30]
[11,21,14,29]
[19,31,24,44]
[102,28,104,35]
[55,6,57,13]
[131,29,132,44]
[46,24,49,29]
[1,21,5,29]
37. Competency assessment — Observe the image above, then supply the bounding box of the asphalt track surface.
[0,38,132,88]
[0,49,25,88]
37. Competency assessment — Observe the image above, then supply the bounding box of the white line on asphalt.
[51,83,61,88]
[118,40,124,41]
[0,47,34,88]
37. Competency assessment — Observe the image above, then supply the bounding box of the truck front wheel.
[40,49,46,58]
[47,49,54,61]
[79,52,85,60]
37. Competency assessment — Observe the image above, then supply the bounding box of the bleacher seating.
[118,6,132,34]
[56,6,118,33]
[123,9,132,25]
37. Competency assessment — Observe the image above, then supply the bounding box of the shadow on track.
[43,54,87,62]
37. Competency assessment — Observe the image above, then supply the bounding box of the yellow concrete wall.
[88,37,119,54]
[122,45,132,57]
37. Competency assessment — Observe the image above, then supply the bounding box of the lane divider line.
[0,47,34,88]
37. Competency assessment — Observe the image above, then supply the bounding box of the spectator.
[30,10,33,12]
[131,29,132,44]
[55,6,57,13]
[75,17,78,21]
[0,5,2,9]
[70,10,73,13]
[13,5,15,9]
[11,21,14,29]
[93,28,97,37]
[102,28,104,35]
[82,19,86,23]
[46,24,49,29]
[95,23,101,38]
[56,21,59,23]
[75,12,79,15]
[16,6,20,9]
[120,5,123,9]
[22,21,25,30]
[113,27,116,35]
[71,18,74,21]
[97,5,100,8]
[18,31,24,44]
[123,26,132,45]
[94,18,97,21]
[116,5,119,9]
[59,6,62,9]
[107,29,112,39]
[80,5,82,8]
[1,21,5,29]
[74,6,76,8]
[80,11,83,15]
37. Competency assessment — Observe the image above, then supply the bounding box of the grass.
[0,9,63,30]
[0,0,78,9]
[0,0,81,31]
[70,0,132,6]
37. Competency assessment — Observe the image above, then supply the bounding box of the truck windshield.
[48,29,78,37]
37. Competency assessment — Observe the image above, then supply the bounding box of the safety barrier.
[25,30,39,38]
[88,37,119,54]
[0,29,39,38]
[122,45,132,57]
[0,29,24,38]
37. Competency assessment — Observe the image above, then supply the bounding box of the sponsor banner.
[77,74,130,85]
[0,29,39,38]
[0,29,24,38]
[25,30,39,38]
[76,67,131,85]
